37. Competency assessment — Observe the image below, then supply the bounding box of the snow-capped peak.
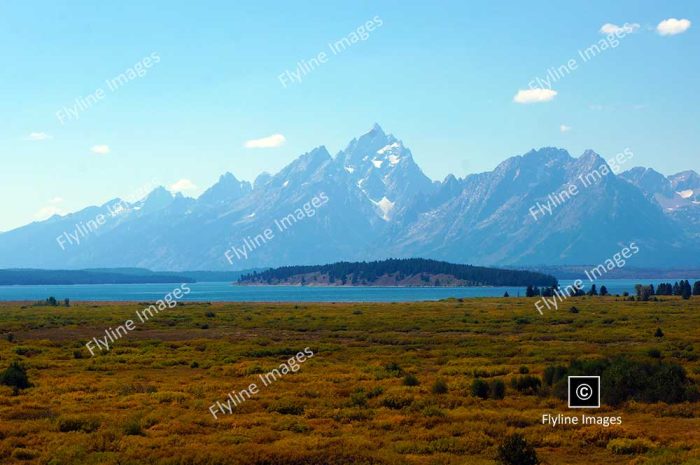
[377,142,401,155]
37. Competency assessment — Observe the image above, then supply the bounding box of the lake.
[0,279,693,302]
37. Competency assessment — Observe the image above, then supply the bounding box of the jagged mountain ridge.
[619,166,700,238]
[0,125,698,270]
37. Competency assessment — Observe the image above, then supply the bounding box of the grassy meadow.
[0,297,699,465]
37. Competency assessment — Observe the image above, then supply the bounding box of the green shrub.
[510,375,541,394]
[602,357,690,405]
[432,378,448,394]
[384,361,403,375]
[490,379,506,399]
[350,390,368,407]
[606,438,654,455]
[267,400,305,415]
[14,346,40,357]
[403,374,419,386]
[543,365,567,386]
[471,378,489,399]
[1,361,31,391]
[152,391,188,404]
[422,405,445,417]
[123,417,143,436]
[381,394,413,410]
[496,433,540,465]
[58,415,101,433]
[550,357,694,405]
[12,449,39,460]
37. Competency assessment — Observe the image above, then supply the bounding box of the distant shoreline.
[233,283,513,288]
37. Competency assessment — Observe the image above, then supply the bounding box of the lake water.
[0,279,693,302]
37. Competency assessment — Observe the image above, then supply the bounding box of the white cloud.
[657,18,691,36]
[169,178,197,193]
[90,144,110,155]
[599,22,640,34]
[244,133,286,148]
[27,132,52,141]
[33,205,64,221]
[513,88,557,104]
[33,197,66,221]
[560,124,572,133]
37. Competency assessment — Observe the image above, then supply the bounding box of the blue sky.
[0,0,697,231]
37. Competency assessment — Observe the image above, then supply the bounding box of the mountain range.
[1,124,698,270]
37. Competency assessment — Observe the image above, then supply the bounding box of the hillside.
[0,268,258,285]
[236,258,557,287]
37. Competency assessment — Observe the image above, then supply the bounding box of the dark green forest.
[237,258,558,287]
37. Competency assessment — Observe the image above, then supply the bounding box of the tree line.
[634,280,697,301]
[238,258,558,287]
[521,280,700,300]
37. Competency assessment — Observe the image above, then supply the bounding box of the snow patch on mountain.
[372,196,395,221]
[377,142,401,154]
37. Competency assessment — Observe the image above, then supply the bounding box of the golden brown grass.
[0,296,699,464]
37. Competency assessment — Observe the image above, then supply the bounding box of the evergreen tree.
[682,280,692,300]
[599,285,608,296]
[588,284,598,296]
[673,281,681,296]
[504,291,509,297]
[694,281,700,296]
[525,285,535,298]
[662,283,673,295]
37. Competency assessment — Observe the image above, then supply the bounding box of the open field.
[0,297,699,465]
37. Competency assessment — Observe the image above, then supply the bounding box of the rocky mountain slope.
[1,125,697,270]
